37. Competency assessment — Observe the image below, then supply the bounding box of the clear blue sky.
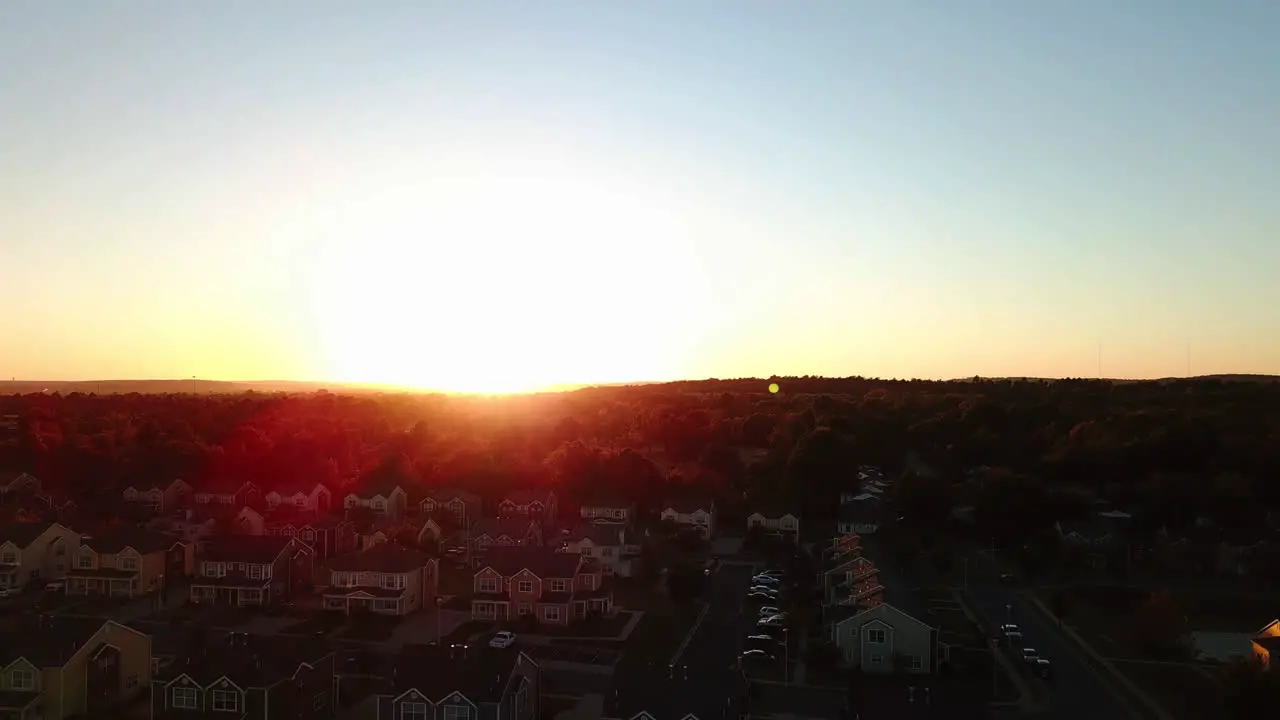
[2,1,1277,390]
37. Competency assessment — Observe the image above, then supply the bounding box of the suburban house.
[67,529,191,597]
[150,631,334,720]
[578,490,635,525]
[419,487,482,525]
[1252,619,1280,669]
[263,513,355,559]
[831,603,940,674]
[745,504,801,545]
[838,498,881,535]
[263,483,332,513]
[823,554,883,607]
[659,496,715,539]
[0,616,152,720]
[416,514,467,550]
[0,521,80,591]
[375,644,540,720]
[555,524,640,577]
[0,472,41,497]
[344,483,409,518]
[471,547,613,625]
[322,542,438,615]
[122,479,192,515]
[189,536,313,607]
[193,480,261,508]
[227,506,267,536]
[472,517,543,552]
[498,489,559,525]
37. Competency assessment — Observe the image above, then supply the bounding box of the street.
[963,546,1140,720]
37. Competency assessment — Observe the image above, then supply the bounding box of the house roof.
[268,482,326,497]
[388,644,533,704]
[473,517,537,540]
[421,487,481,505]
[0,616,128,668]
[327,543,433,574]
[201,536,298,564]
[0,521,54,548]
[747,500,800,519]
[503,488,553,505]
[81,528,177,555]
[663,494,712,514]
[0,472,36,488]
[476,547,581,579]
[154,630,332,688]
[197,479,251,495]
[833,600,934,634]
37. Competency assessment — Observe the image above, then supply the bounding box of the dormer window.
[172,687,199,710]
[401,702,429,720]
[77,554,94,569]
[120,556,138,571]
[11,668,34,691]
[212,689,240,712]
[443,705,471,720]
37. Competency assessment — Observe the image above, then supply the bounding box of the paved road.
[963,548,1140,720]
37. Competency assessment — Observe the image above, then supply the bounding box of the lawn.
[535,611,634,639]
[1112,661,1225,720]
[339,615,403,642]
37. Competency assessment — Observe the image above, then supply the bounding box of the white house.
[745,507,801,544]
[265,482,332,513]
[831,603,940,674]
[555,524,641,577]
[344,484,409,518]
[660,497,715,539]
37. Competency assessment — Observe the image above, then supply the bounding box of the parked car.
[1020,648,1040,664]
[751,575,781,586]
[757,606,783,617]
[746,592,776,602]
[0,587,20,599]
[1033,658,1052,679]
[746,634,784,649]
[44,581,65,592]
[999,573,1017,584]
[748,587,779,598]
[999,624,1020,635]
[489,631,517,649]
[739,648,775,662]
[756,569,784,578]
[757,615,787,628]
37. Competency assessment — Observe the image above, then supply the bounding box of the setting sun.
[303,147,707,394]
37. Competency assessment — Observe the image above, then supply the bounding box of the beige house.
[323,543,438,616]
[0,522,80,591]
[660,497,716,539]
[0,616,152,719]
[554,524,641,577]
[68,529,189,598]
[746,507,801,544]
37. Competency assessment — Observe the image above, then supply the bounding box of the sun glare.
[305,148,703,394]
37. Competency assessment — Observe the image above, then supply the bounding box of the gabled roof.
[0,616,137,668]
[746,500,800,519]
[833,601,934,633]
[327,543,433,574]
[202,536,300,564]
[267,482,328,497]
[81,528,177,555]
[387,644,534,704]
[0,472,38,489]
[503,488,554,505]
[154,630,332,689]
[663,494,713,514]
[0,521,57,548]
[420,487,481,505]
[197,479,254,495]
[476,547,581,579]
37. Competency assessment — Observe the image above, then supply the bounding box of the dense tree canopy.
[1,376,1278,537]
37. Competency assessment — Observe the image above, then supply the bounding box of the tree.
[1133,590,1190,659]
[666,563,704,604]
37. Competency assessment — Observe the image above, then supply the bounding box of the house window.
[867,628,886,644]
[602,547,614,557]
[77,555,94,569]
[374,599,399,612]
[517,580,533,593]
[373,499,386,511]
[11,668,34,690]
[382,574,407,590]
[1,552,15,564]
[518,603,532,616]
[248,564,263,579]
[302,529,315,542]
[478,577,498,593]
[126,673,138,689]
[401,702,429,720]
[120,556,138,571]
[870,654,883,665]
[909,655,924,670]
[54,542,65,556]
[212,689,239,712]
[548,579,568,593]
[543,606,562,622]
[443,704,471,720]
[172,687,199,709]
[312,692,327,711]
[202,562,224,577]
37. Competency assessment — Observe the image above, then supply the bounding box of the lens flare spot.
[768,383,780,394]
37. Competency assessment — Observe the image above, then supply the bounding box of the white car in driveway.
[751,575,781,586]
[757,615,787,628]
[489,631,517,649]
[1020,648,1039,664]
[757,606,783,617]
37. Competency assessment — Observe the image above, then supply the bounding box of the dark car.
[1033,658,1053,679]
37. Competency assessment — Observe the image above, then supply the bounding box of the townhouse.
[659,496,716,539]
[830,603,941,674]
[498,489,558,525]
[121,479,192,516]
[554,524,640,577]
[472,517,542,552]
[323,542,438,615]
[264,482,333,513]
[0,522,80,591]
[193,480,261,508]
[344,481,409,518]
[0,616,152,719]
[263,512,355,559]
[67,529,192,597]
[189,536,313,607]
[578,490,635,525]
[376,644,540,720]
[150,631,334,720]
[420,487,482,525]
[472,547,613,625]
[745,503,801,545]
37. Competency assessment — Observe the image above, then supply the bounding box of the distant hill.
[967,374,1280,384]
[0,379,408,395]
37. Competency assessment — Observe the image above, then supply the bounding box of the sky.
[2,1,1278,392]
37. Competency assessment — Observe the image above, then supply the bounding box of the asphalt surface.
[676,562,845,719]
[962,547,1140,720]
